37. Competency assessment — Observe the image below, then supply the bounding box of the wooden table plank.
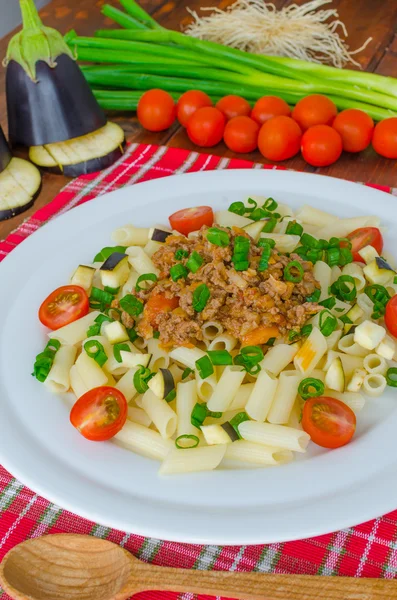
[1,0,397,241]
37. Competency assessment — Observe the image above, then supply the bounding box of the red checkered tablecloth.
[1,143,397,600]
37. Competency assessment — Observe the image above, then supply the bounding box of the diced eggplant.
[0,157,41,221]
[149,227,172,243]
[325,357,345,392]
[148,368,175,399]
[343,304,364,334]
[70,265,95,291]
[103,321,130,345]
[375,257,394,272]
[100,253,129,289]
[201,424,234,445]
[363,259,394,286]
[29,121,125,177]
[0,127,12,173]
[120,352,152,369]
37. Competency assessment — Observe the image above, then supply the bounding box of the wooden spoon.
[0,534,395,600]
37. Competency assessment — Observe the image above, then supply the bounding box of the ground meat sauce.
[135,225,321,347]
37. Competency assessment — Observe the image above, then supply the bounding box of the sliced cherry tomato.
[292,95,337,131]
[186,107,226,147]
[177,90,213,127]
[169,206,214,236]
[385,295,397,338]
[258,116,302,161]
[70,386,127,442]
[137,89,176,132]
[345,227,383,262]
[223,116,259,153]
[251,96,291,125]
[302,396,356,449]
[145,293,180,327]
[372,117,397,159]
[301,125,342,167]
[332,109,374,153]
[216,95,251,120]
[39,285,89,330]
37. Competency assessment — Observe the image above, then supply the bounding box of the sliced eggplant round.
[7,55,107,148]
[29,121,125,177]
[0,157,41,221]
[0,127,12,174]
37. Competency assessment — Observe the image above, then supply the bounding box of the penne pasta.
[295,205,337,227]
[49,311,100,345]
[114,421,172,461]
[126,246,159,276]
[176,379,198,438]
[74,351,108,390]
[207,366,246,412]
[69,364,89,399]
[207,334,238,352]
[325,390,365,414]
[115,368,139,402]
[260,343,299,376]
[313,261,331,301]
[238,421,310,452]
[169,346,206,370]
[142,389,177,439]
[342,263,366,292]
[267,370,302,425]
[202,321,224,341]
[111,224,149,246]
[195,368,217,402]
[294,327,327,375]
[45,345,77,393]
[128,407,152,427]
[147,337,171,372]
[229,382,255,411]
[143,240,163,258]
[224,440,293,467]
[245,369,278,422]
[159,445,227,475]
[215,210,252,228]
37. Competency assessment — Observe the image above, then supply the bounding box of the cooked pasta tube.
[195,369,218,402]
[114,421,172,461]
[142,389,177,439]
[245,369,278,422]
[362,374,387,397]
[115,368,139,402]
[313,261,331,301]
[229,383,255,411]
[215,210,252,228]
[202,321,223,341]
[147,337,171,371]
[363,354,388,375]
[74,351,108,389]
[176,379,197,438]
[224,440,293,466]
[207,366,246,412]
[127,407,151,427]
[295,205,337,227]
[267,370,301,425]
[342,263,366,292]
[238,421,310,452]
[49,311,100,345]
[45,345,77,393]
[159,445,227,475]
[208,333,238,352]
[69,364,89,399]
[111,224,149,246]
[260,343,298,376]
[126,246,159,276]
[325,390,365,414]
[169,346,206,370]
[294,327,327,375]
[338,334,370,357]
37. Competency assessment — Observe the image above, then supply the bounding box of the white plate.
[0,169,396,546]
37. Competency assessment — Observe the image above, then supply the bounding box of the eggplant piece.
[149,227,172,243]
[0,127,12,173]
[103,321,130,345]
[0,157,41,221]
[70,265,96,291]
[5,1,106,147]
[101,252,128,271]
[148,368,175,399]
[100,253,129,289]
[29,121,125,177]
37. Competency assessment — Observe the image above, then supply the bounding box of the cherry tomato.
[177,90,213,127]
[385,296,397,338]
[301,125,342,167]
[258,116,302,161]
[187,107,226,147]
[292,95,337,131]
[223,116,259,153]
[345,227,384,262]
[302,396,356,449]
[216,95,251,120]
[70,387,127,442]
[251,96,291,125]
[332,109,374,153]
[137,89,176,132]
[169,206,214,236]
[39,285,89,330]
[372,118,397,159]
[145,293,180,327]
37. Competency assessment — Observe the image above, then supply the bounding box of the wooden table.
[1,0,397,240]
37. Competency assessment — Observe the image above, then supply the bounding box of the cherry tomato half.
[223,116,259,153]
[216,95,251,120]
[302,396,356,449]
[346,227,383,262]
[177,90,213,127]
[144,293,180,327]
[332,108,374,153]
[251,96,291,125]
[169,206,214,236]
[70,387,127,442]
[301,125,342,167]
[137,89,176,132]
[292,95,337,131]
[258,116,302,161]
[187,107,226,147]
[372,118,397,159]
[39,285,89,330]
[385,296,397,338]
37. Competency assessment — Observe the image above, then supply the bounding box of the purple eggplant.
[0,126,12,174]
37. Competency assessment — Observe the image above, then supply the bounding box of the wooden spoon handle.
[137,564,397,599]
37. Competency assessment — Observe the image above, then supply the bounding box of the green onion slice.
[263,197,278,211]
[300,233,322,249]
[133,365,154,394]
[364,285,390,306]
[32,339,61,382]
[232,236,250,271]
[386,368,397,387]
[103,286,120,296]
[195,355,214,379]
[245,197,258,212]
[120,294,144,316]
[306,289,321,303]
[258,243,272,272]
[206,227,230,247]
[135,273,158,291]
[127,328,138,342]
[165,389,176,403]
[87,314,112,337]
[258,238,276,249]
[234,345,264,374]
[330,275,357,302]
[186,251,204,273]
[261,217,277,233]
[84,340,108,367]
[326,247,340,267]
[206,350,233,365]
[284,261,304,283]
[175,249,189,260]
[153,331,160,339]
[113,342,131,363]
[289,324,313,343]
[192,284,210,312]
[89,287,114,310]
[229,412,250,439]
[339,247,353,266]
[191,403,222,429]
[298,378,325,400]
[249,207,267,221]
[182,367,194,380]
[170,264,188,282]
[319,309,337,337]
[228,201,246,216]
[286,221,303,236]
[266,337,276,346]
[319,297,336,309]
[175,434,200,449]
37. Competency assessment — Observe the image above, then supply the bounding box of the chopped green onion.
[325,247,340,267]
[306,289,321,303]
[170,264,189,282]
[330,275,357,302]
[186,251,204,273]
[104,286,120,295]
[182,367,193,380]
[113,342,131,363]
[191,402,222,428]
[263,197,278,211]
[175,434,200,449]
[84,340,108,367]
[298,377,325,400]
[228,201,246,216]
[289,324,313,343]
[232,236,250,271]
[86,313,112,337]
[306,249,323,264]
[300,233,322,249]
[207,350,233,365]
[206,227,230,247]
[120,294,144,316]
[195,355,214,379]
[266,337,276,346]
[192,284,210,312]
[127,328,138,342]
[319,309,337,337]
[339,247,353,266]
[175,249,189,260]
[294,246,308,261]
[133,365,154,394]
[234,345,263,374]
[153,331,160,339]
[364,285,390,306]
[165,389,176,403]
[257,238,276,248]
[89,287,114,310]
[229,412,250,439]
[249,207,267,221]
[394,276,397,284]
[258,244,272,272]
[135,273,158,291]
[319,297,336,309]
[386,368,397,387]
[284,261,304,283]
[286,221,303,236]
[94,245,127,262]
[245,197,258,212]
[32,339,61,382]
[261,218,277,232]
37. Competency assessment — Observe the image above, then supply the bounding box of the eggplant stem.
[20,0,43,30]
